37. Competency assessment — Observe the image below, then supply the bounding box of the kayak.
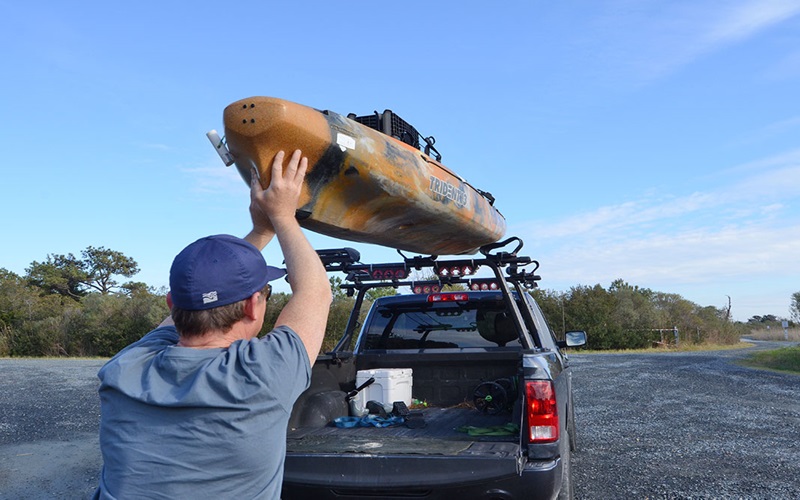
[217,96,506,255]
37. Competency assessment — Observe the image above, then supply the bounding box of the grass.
[572,340,800,376]
[744,327,800,342]
[571,341,755,355]
[739,346,800,375]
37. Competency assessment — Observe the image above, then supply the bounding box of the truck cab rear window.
[361,300,523,350]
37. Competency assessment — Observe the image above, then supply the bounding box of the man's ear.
[243,292,261,320]
[166,292,174,309]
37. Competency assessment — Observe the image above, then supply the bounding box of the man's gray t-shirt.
[94,325,311,499]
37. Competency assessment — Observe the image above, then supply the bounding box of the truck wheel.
[557,435,574,500]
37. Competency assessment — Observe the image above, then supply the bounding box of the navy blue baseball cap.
[169,234,286,310]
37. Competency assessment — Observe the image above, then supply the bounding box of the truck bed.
[281,251,576,498]
[287,406,519,457]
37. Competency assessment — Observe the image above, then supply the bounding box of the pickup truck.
[281,238,587,500]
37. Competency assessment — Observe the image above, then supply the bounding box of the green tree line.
[1,247,796,357]
[530,280,747,349]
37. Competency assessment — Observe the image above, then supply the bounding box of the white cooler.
[354,368,413,409]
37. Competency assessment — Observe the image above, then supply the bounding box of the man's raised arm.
[250,150,331,362]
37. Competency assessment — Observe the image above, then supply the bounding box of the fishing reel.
[473,377,518,414]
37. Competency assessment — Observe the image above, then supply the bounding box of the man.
[94,150,332,499]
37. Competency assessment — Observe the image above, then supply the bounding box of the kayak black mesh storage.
[348,109,421,150]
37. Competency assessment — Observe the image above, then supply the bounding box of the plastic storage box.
[355,368,413,408]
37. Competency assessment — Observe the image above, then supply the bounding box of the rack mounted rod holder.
[506,259,541,288]
[206,130,235,166]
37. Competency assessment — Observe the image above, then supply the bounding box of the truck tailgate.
[283,452,524,489]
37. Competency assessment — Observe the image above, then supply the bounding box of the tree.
[121,281,156,297]
[26,253,87,300]
[77,291,167,356]
[528,288,564,335]
[25,246,139,298]
[747,314,779,325]
[329,276,349,301]
[791,291,800,323]
[366,287,398,301]
[564,284,621,349]
[0,268,25,327]
[81,246,140,294]
[608,279,658,348]
[1,267,72,355]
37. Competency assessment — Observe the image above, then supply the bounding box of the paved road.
[1,341,798,499]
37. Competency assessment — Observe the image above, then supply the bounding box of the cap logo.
[202,291,219,304]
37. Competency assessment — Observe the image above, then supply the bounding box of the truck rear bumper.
[282,453,561,499]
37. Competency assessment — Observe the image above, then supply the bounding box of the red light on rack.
[427,293,470,302]
[370,268,408,280]
[470,281,499,291]
[435,264,478,278]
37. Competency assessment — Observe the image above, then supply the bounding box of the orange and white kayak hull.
[222,97,505,255]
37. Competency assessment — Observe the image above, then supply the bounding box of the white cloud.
[703,0,800,46]
[538,222,800,284]
[588,0,800,83]
[719,148,800,178]
[514,149,800,318]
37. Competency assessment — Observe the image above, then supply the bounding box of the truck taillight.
[526,380,558,443]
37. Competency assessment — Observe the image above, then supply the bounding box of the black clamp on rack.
[506,259,541,289]
[479,237,524,263]
[317,248,361,272]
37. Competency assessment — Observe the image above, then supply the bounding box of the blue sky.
[2,1,799,322]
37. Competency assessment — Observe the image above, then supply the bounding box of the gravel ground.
[1,341,798,499]
[571,340,800,499]
[0,358,105,499]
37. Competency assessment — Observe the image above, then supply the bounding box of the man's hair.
[172,284,271,338]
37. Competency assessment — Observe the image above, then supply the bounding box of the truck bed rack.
[317,237,543,353]
[317,237,541,292]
